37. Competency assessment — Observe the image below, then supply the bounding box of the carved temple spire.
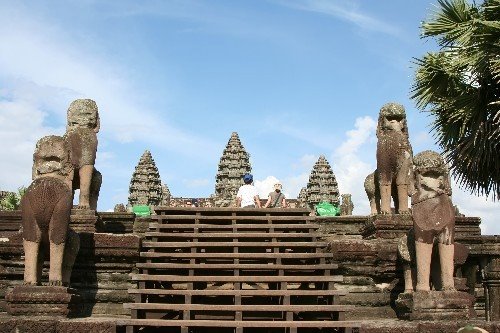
[214,132,251,207]
[305,155,339,209]
[160,183,171,206]
[297,187,308,208]
[128,150,162,207]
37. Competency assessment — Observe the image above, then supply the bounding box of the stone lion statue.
[64,99,102,210]
[364,170,392,215]
[398,228,467,293]
[375,102,413,214]
[411,150,456,291]
[340,194,354,215]
[22,136,80,286]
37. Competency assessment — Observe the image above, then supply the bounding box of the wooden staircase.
[121,207,358,333]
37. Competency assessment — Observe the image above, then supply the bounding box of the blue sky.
[0,0,498,234]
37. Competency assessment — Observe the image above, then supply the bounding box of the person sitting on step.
[264,182,286,208]
[236,173,261,208]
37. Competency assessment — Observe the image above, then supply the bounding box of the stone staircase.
[121,207,358,333]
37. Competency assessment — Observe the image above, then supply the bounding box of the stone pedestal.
[395,290,476,320]
[5,285,81,317]
[315,216,366,238]
[484,255,500,321]
[70,209,98,233]
[362,214,413,239]
[455,216,482,238]
[133,216,151,235]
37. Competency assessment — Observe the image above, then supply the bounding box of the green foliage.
[0,187,26,211]
[411,0,500,199]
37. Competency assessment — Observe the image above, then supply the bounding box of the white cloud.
[275,0,401,37]
[335,116,376,156]
[291,154,318,171]
[255,176,280,198]
[0,97,63,190]
[283,154,318,198]
[412,131,433,150]
[0,3,219,192]
[331,116,377,214]
[282,172,310,199]
[268,115,377,211]
[0,4,219,151]
[264,120,337,150]
[451,181,500,235]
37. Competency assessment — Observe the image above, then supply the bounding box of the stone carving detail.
[114,204,127,212]
[297,187,308,208]
[396,148,476,322]
[160,183,171,206]
[411,150,455,292]
[64,99,102,210]
[364,171,380,214]
[21,136,80,286]
[340,194,354,215]
[305,155,339,209]
[398,229,469,293]
[128,150,163,207]
[375,102,413,214]
[364,170,402,215]
[6,285,81,316]
[214,132,251,207]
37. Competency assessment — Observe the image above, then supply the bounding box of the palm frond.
[412,0,500,200]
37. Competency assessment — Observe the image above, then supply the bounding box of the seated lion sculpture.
[64,99,102,210]
[398,228,467,293]
[375,102,413,214]
[22,136,80,286]
[411,150,456,291]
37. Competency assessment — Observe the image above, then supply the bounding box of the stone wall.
[0,210,497,326]
[0,211,141,317]
[317,215,491,320]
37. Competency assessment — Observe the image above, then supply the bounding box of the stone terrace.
[0,209,498,333]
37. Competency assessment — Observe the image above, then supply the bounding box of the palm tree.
[0,187,26,211]
[411,0,500,199]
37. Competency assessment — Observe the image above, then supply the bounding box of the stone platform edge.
[0,316,499,333]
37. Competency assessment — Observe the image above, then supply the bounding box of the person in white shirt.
[236,173,261,208]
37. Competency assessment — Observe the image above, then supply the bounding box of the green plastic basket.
[132,205,151,217]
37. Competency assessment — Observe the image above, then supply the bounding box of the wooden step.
[149,223,319,230]
[140,252,333,259]
[124,303,353,312]
[145,232,319,239]
[153,207,310,217]
[142,241,328,248]
[131,274,343,283]
[136,263,337,270]
[119,318,360,328]
[152,215,314,221]
[128,288,347,297]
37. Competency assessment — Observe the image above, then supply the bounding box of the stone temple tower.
[214,132,251,207]
[160,183,171,206]
[305,155,339,209]
[128,150,163,207]
[297,187,308,208]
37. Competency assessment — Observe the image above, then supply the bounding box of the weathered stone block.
[70,209,98,233]
[395,290,476,321]
[315,215,366,237]
[5,285,80,317]
[362,214,413,240]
